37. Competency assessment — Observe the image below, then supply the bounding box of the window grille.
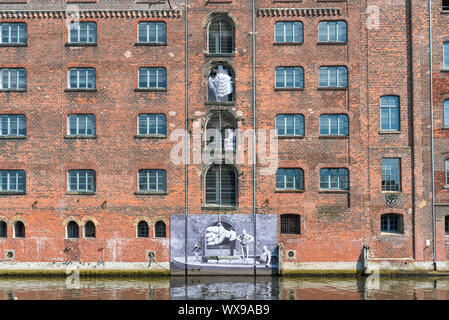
[137,221,149,238]
[155,221,166,238]
[209,18,233,54]
[205,165,237,206]
[280,214,300,234]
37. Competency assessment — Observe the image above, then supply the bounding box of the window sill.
[381,191,401,194]
[134,134,167,139]
[0,43,27,47]
[134,88,167,92]
[380,232,404,236]
[379,130,401,134]
[275,189,304,193]
[274,87,304,91]
[0,191,25,195]
[204,53,235,58]
[316,42,347,46]
[65,43,97,47]
[441,69,449,72]
[0,136,27,139]
[0,89,26,92]
[134,191,167,195]
[317,87,348,91]
[273,42,303,46]
[66,191,96,195]
[205,101,235,106]
[65,89,97,92]
[442,127,449,130]
[134,42,167,47]
[443,185,449,189]
[277,135,305,139]
[64,135,97,139]
[318,190,349,194]
[201,206,238,211]
[318,135,348,139]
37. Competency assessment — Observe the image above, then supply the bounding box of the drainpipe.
[428,0,437,271]
[184,0,189,276]
[251,0,257,275]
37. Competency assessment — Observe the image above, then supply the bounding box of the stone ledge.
[257,7,342,17]
[0,9,183,19]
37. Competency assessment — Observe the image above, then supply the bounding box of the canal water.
[0,276,449,300]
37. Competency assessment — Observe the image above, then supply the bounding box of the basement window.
[137,221,149,238]
[155,221,166,238]
[14,221,25,238]
[280,214,300,235]
[0,221,6,238]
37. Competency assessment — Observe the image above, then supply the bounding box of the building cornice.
[0,9,183,19]
[257,7,342,17]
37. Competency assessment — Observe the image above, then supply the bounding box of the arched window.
[208,64,234,102]
[14,221,24,238]
[208,18,233,54]
[137,221,149,238]
[276,169,304,191]
[155,221,166,238]
[67,221,79,239]
[381,214,403,234]
[205,111,237,151]
[205,164,237,207]
[0,221,6,238]
[280,214,300,234]
[84,221,96,238]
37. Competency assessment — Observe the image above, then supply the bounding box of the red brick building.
[0,0,444,275]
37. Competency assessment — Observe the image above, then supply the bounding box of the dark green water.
[0,276,447,300]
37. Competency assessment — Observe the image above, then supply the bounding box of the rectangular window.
[138,114,166,135]
[318,21,347,42]
[275,67,304,88]
[276,114,304,136]
[138,68,167,89]
[0,68,26,90]
[68,68,96,89]
[0,170,25,192]
[319,66,348,88]
[68,170,96,192]
[138,22,166,44]
[320,168,349,190]
[446,160,449,186]
[380,96,400,131]
[445,0,449,10]
[276,169,304,191]
[69,22,97,44]
[68,114,96,136]
[319,114,348,136]
[445,100,449,127]
[381,214,402,233]
[382,158,401,192]
[0,115,26,137]
[138,169,166,192]
[274,21,303,43]
[0,23,27,44]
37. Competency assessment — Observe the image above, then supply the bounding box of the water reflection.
[0,276,447,300]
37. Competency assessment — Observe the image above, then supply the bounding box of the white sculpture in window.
[208,65,233,102]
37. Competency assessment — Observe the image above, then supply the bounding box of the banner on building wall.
[170,214,278,275]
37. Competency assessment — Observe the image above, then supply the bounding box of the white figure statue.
[208,66,233,102]
[259,245,271,268]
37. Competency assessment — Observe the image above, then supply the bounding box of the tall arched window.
[208,18,233,54]
[67,221,79,239]
[155,221,166,238]
[84,221,96,238]
[205,164,237,207]
[0,221,6,238]
[205,111,237,151]
[14,221,24,238]
[137,221,149,238]
[208,64,234,102]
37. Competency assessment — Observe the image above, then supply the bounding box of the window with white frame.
[320,168,349,190]
[276,168,304,191]
[138,22,166,44]
[382,158,401,192]
[138,169,166,192]
[446,159,449,186]
[319,66,348,88]
[138,114,166,136]
[0,115,26,137]
[0,68,26,90]
[0,23,27,44]
[0,170,25,193]
[275,67,304,88]
[320,114,348,136]
[68,114,96,136]
[380,96,400,131]
[318,21,347,42]
[276,114,304,136]
[444,42,449,69]
[444,100,449,127]
[275,21,303,43]
[69,22,97,44]
[68,170,96,192]
[138,67,167,89]
[68,68,96,89]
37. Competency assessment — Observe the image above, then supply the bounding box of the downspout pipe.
[428,0,437,271]
[184,0,189,276]
[251,0,257,275]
